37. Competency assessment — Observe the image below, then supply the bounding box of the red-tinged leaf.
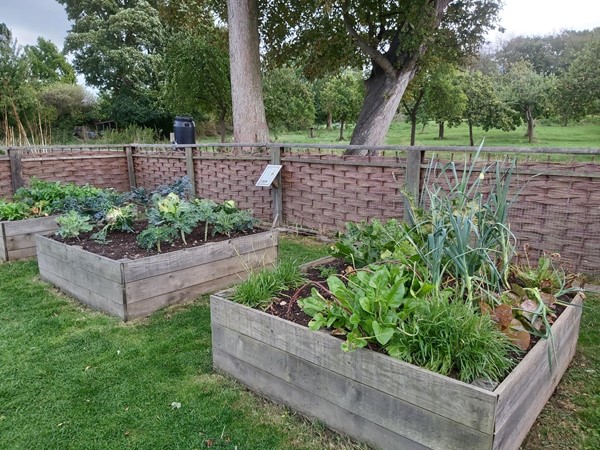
[205,439,214,447]
[540,292,556,308]
[506,319,531,350]
[494,304,513,328]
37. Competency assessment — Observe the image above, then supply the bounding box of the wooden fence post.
[185,146,197,199]
[125,145,137,189]
[8,148,24,193]
[404,149,424,222]
[271,146,283,227]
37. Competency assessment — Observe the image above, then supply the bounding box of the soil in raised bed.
[53,220,262,260]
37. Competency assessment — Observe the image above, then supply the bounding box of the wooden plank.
[125,246,277,304]
[213,324,493,450]
[210,296,498,434]
[6,226,57,251]
[125,145,136,188]
[299,256,336,272]
[38,258,125,320]
[493,294,583,450]
[185,147,196,199]
[2,216,58,237]
[271,147,283,227]
[213,348,430,450]
[37,250,124,302]
[126,270,253,320]
[0,223,7,262]
[122,230,278,283]
[7,248,38,260]
[35,236,123,283]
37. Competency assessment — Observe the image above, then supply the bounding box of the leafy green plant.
[55,211,94,240]
[299,263,433,352]
[136,225,178,252]
[0,200,33,221]
[329,219,410,268]
[147,193,199,245]
[90,204,137,243]
[233,261,306,309]
[193,198,218,241]
[318,265,338,279]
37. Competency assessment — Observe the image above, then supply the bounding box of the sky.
[2,0,600,52]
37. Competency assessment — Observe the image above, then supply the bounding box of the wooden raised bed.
[36,229,278,321]
[0,216,58,262]
[211,290,584,450]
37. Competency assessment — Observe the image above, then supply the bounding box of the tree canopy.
[257,0,502,147]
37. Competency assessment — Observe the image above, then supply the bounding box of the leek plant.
[404,144,518,305]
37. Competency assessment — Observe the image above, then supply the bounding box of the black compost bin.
[173,116,196,145]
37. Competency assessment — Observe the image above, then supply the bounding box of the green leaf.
[358,296,373,314]
[372,321,395,345]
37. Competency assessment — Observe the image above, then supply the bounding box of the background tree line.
[1,0,598,147]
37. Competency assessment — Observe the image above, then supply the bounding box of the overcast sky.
[3,0,600,50]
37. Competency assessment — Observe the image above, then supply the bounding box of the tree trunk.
[410,116,417,146]
[339,118,345,140]
[227,0,269,144]
[346,67,417,153]
[526,107,535,143]
[468,120,474,146]
[326,111,332,130]
[438,122,445,140]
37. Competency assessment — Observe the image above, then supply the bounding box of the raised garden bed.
[210,282,583,450]
[37,229,278,321]
[0,216,58,262]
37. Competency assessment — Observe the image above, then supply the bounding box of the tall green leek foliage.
[405,145,517,305]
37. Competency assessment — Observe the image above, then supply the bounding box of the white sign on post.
[256,164,282,187]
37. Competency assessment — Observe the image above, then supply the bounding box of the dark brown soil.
[52,220,261,260]
[266,259,348,327]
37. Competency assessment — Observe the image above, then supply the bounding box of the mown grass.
[0,234,597,449]
[273,118,600,149]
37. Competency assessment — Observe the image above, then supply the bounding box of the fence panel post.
[8,148,24,193]
[125,145,137,189]
[271,146,283,227]
[404,149,424,222]
[185,146,197,199]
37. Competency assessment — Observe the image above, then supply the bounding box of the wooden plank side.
[493,295,583,450]
[6,226,57,251]
[38,256,125,320]
[3,216,58,236]
[126,270,252,320]
[213,348,430,450]
[123,230,278,283]
[7,248,38,260]
[125,246,277,304]
[213,324,493,450]
[210,296,498,434]
[37,251,124,302]
[35,236,122,283]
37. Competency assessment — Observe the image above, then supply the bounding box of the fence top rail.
[2,142,600,156]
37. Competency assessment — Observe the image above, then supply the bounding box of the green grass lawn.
[1,235,598,449]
